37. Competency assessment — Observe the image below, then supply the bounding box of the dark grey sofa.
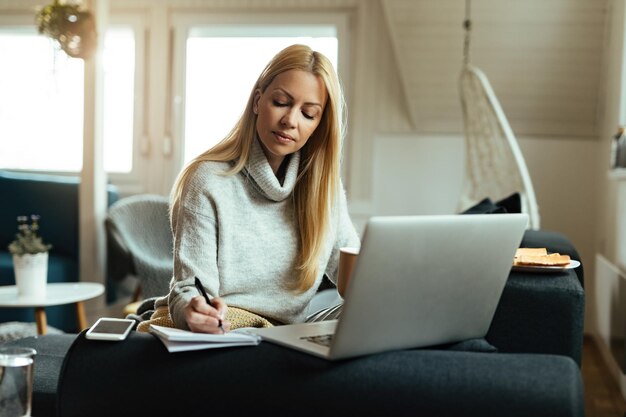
[4,228,585,417]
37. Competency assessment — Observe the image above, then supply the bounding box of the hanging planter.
[36,0,97,59]
[8,215,52,298]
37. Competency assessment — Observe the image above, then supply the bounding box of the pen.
[194,276,225,333]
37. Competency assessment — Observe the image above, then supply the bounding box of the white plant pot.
[13,252,48,298]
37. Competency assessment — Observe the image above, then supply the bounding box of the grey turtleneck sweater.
[165,138,360,329]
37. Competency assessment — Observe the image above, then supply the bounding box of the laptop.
[252,213,528,360]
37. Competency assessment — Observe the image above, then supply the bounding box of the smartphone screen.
[86,318,134,341]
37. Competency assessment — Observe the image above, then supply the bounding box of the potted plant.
[8,215,52,298]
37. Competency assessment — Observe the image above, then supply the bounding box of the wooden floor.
[583,337,626,417]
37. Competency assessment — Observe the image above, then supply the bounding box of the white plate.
[511,259,581,274]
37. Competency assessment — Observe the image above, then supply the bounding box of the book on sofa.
[149,324,261,353]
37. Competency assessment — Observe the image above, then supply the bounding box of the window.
[0,10,348,194]
[173,18,344,165]
[103,26,136,173]
[183,32,338,163]
[0,25,136,174]
[0,27,84,172]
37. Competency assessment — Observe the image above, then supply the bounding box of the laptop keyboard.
[300,334,334,347]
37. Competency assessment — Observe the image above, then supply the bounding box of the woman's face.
[253,69,327,174]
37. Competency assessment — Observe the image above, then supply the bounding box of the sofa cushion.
[0,170,119,259]
[0,171,80,258]
[443,338,498,353]
[460,193,521,215]
[0,252,78,285]
[460,197,507,214]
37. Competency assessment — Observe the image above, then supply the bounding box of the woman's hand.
[184,296,231,334]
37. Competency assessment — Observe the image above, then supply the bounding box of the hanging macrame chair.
[457,0,540,229]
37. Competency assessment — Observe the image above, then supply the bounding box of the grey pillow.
[461,192,521,215]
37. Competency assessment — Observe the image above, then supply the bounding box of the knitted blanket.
[136,305,275,333]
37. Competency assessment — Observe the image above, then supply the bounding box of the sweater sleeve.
[167,170,221,330]
[325,182,361,287]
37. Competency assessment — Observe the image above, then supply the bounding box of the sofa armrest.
[487,269,585,365]
[487,229,585,364]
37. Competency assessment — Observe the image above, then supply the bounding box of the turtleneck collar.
[244,137,300,202]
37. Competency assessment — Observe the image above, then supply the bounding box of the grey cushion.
[460,193,521,215]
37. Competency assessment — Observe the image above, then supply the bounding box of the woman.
[164,44,359,334]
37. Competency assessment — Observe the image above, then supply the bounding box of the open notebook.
[150,324,261,353]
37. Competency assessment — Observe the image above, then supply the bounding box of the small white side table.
[0,282,104,335]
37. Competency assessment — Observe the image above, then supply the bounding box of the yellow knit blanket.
[136,305,275,333]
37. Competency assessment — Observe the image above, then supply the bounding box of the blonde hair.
[171,44,345,292]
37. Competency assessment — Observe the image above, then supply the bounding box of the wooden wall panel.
[382,0,608,137]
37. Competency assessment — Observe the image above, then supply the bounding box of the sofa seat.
[7,332,583,417]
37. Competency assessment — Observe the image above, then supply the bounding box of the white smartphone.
[85,318,135,341]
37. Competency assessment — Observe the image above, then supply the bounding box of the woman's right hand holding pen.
[185,295,231,334]
[186,277,230,333]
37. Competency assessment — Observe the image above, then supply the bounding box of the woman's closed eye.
[273,100,316,120]
[301,106,320,120]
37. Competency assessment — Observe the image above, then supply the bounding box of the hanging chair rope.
[457,0,540,229]
[463,0,471,66]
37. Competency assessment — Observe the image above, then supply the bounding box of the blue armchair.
[0,170,118,332]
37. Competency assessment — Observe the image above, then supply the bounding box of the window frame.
[104,12,147,189]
